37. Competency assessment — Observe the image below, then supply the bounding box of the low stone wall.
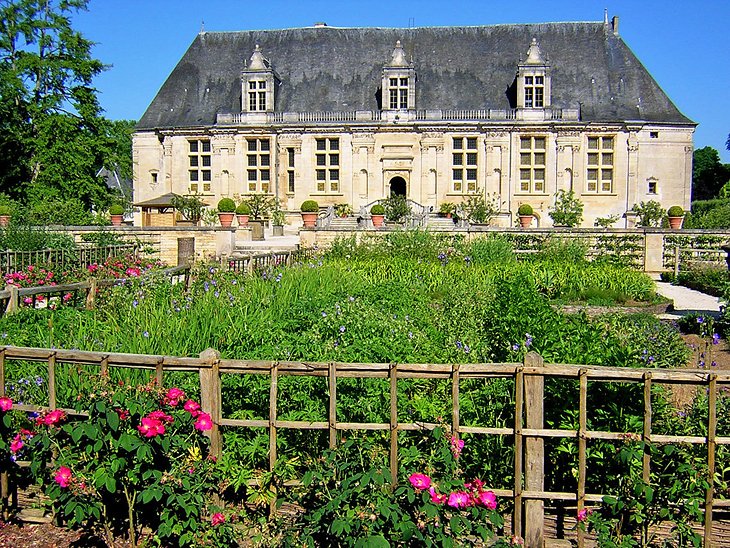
[301,226,730,273]
[64,226,238,266]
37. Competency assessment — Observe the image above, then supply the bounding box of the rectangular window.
[524,74,545,108]
[246,138,272,193]
[388,76,409,109]
[586,136,614,193]
[188,139,211,193]
[451,137,478,193]
[247,80,267,111]
[314,138,340,193]
[518,136,546,194]
[287,147,295,194]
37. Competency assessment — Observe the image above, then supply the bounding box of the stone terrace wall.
[64,226,237,266]
[301,227,730,273]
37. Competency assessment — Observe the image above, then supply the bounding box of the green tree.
[692,146,730,201]
[0,0,111,210]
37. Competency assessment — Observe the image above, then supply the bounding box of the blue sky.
[75,0,729,161]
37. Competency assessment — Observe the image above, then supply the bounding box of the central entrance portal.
[389,176,407,197]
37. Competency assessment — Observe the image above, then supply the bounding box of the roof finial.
[248,44,267,70]
[604,9,609,24]
[200,19,205,34]
[525,38,544,64]
[389,40,409,67]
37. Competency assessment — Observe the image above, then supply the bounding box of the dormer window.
[248,80,267,111]
[524,76,544,108]
[382,40,416,112]
[389,77,409,109]
[517,38,551,110]
[241,45,278,113]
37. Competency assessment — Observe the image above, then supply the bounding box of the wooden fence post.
[199,348,222,460]
[0,348,8,519]
[4,285,18,316]
[524,352,544,548]
[705,373,717,546]
[328,362,337,449]
[389,363,398,485]
[85,278,96,310]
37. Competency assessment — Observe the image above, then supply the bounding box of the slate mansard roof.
[137,22,693,130]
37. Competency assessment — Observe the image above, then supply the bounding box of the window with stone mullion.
[519,136,546,194]
[188,139,211,193]
[246,138,271,193]
[315,138,340,193]
[451,137,478,193]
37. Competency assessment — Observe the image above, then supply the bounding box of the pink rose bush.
[1,376,232,547]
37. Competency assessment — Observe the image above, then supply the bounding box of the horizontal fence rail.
[0,244,141,276]
[0,346,727,546]
[0,265,189,316]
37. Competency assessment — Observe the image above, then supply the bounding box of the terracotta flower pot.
[668,216,683,229]
[301,212,318,228]
[371,214,385,228]
[236,214,249,227]
[110,214,123,226]
[218,212,235,227]
[519,215,533,228]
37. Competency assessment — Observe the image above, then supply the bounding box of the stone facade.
[134,19,694,229]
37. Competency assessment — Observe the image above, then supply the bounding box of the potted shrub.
[271,201,286,236]
[243,194,275,240]
[548,190,583,227]
[517,203,534,228]
[217,198,236,227]
[667,205,684,229]
[371,204,385,227]
[334,203,353,218]
[301,200,319,228]
[109,204,125,226]
[235,202,251,227]
[0,205,13,227]
[439,202,455,219]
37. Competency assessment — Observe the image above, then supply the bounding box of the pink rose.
[429,486,447,505]
[0,397,12,412]
[37,409,66,427]
[55,466,72,488]
[164,387,186,406]
[183,400,201,417]
[477,490,497,510]
[577,508,592,522]
[211,512,225,526]
[194,412,213,431]
[447,491,470,508]
[408,473,431,490]
[137,417,165,438]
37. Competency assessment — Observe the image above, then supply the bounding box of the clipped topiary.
[667,205,684,217]
[371,204,385,215]
[518,203,533,216]
[109,204,125,216]
[235,202,251,215]
[301,200,319,212]
[217,198,236,212]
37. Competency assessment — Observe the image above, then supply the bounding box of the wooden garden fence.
[0,265,190,316]
[0,244,141,276]
[0,347,728,547]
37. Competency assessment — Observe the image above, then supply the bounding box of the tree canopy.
[0,0,128,217]
[692,146,730,201]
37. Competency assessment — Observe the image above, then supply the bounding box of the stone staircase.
[425,215,458,230]
[328,216,360,230]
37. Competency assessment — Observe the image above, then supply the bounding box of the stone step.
[425,216,458,230]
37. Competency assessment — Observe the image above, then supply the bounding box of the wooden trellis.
[0,345,728,547]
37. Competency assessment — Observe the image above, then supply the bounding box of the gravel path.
[654,280,722,320]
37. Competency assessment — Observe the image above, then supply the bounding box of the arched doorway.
[389,176,407,197]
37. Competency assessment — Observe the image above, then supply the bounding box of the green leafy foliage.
[631,201,665,228]
[9,375,237,546]
[0,0,122,213]
[171,194,205,224]
[548,189,584,227]
[383,193,411,222]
